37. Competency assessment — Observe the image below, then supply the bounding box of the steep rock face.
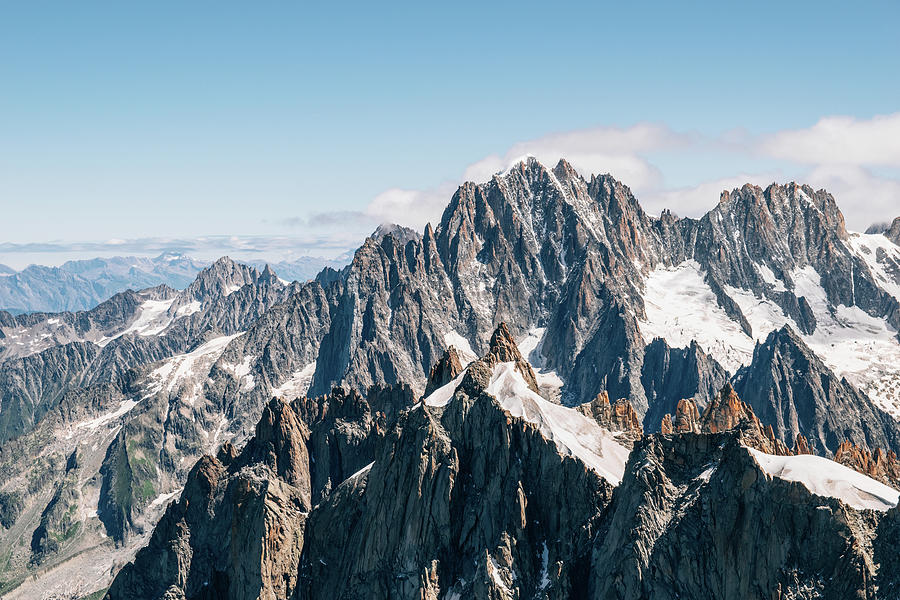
[577,391,643,446]
[302,381,614,599]
[640,338,728,432]
[106,398,313,600]
[298,384,415,503]
[590,433,888,600]
[689,183,889,333]
[0,342,99,442]
[29,450,82,564]
[732,326,900,456]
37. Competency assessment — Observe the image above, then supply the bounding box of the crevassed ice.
[641,258,900,418]
[639,260,753,373]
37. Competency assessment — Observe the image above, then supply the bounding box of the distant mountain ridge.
[0,253,349,314]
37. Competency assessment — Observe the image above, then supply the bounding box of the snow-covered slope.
[424,360,629,484]
[639,260,753,373]
[640,254,900,418]
[747,447,900,512]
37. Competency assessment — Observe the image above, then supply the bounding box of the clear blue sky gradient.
[1,1,898,266]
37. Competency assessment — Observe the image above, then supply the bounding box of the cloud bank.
[357,113,900,232]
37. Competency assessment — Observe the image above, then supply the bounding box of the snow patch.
[73,399,139,433]
[423,370,467,408]
[443,331,477,365]
[848,233,900,302]
[348,461,375,481]
[97,297,177,346]
[757,263,787,292]
[516,327,545,367]
[272,362,317,399]
[150,334,242,394]
[747,447,900,512]
[149,487,183,508]
[175,300,202,317]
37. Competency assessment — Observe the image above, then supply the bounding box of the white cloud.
[803,164,900,230]
[364,184,457,230]
[760,113,900,166]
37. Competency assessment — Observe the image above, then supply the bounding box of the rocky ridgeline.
[101,326,900,600]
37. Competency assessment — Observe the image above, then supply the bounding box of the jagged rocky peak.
[238,397,312,491]
[480,322,540,393]
[718,181,848,241]
[733,324,900,457]
[371,222,421,245]
[699,382,754,433]
[658,384,793,456]
[659,397,701,434]
[183,255,263,300]
[106,397,314,600]
[424,345,463,396]
[576,391,643,445]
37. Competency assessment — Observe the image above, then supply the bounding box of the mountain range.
[0,157,899,599]
[0,253,349,315]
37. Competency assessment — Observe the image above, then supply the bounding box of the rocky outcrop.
[424,346,463,397]
[794,432,812,455]
[671,398,701,433]
[885,216,900,245]
[577,391,643,445]
[698,383,792,456]
[106,398,313,600]
[834,440,900,489]
[733,326,900,456]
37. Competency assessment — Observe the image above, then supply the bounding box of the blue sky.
[1,1,899,268]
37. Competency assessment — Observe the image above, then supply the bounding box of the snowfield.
[639,260,753,373]
[747,448,900,512]
[272,362,317,400]
[640,254,900,419]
